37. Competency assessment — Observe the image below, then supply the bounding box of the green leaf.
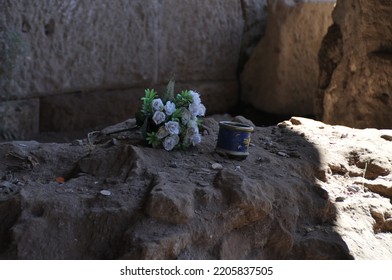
[171,108,182,120]
[175,90,192,107]
[141,88,157,115]
[146,132,161,148]
[163,79,175,102]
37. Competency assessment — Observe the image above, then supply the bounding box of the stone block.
[146,181,195,224]
[2,0,158,99]
[320,0,392,128]
[0,99,39,140]
[158,0,244,82]
[241,0,335,116]
[39,88,144,132]
[39,80,238,132]
[144,80,239,115]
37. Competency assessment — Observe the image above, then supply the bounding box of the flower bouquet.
[136,81,206,151]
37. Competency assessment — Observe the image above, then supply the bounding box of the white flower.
[164,101,176,116]
[189,101,201,117]
[198,103,206,116]
[152,98,164,111]
[163,134,180,151]
[189,90,201,105]
[157,126,169,139]
[152,111,166,125]
[181,108,192,125]
[187,119,199,131]
[191,133,202,146]
[165,121,180,135]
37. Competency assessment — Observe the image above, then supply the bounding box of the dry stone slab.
[0,99,39,141]
[2,0,157,99]
[158,0,244,82]
[241,0,335,115]
[146,179,195,224]
[320,0,392,128]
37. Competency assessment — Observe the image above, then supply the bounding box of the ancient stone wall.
[241,0,335,116]
[319,0,392,128]
[0,0,267,139]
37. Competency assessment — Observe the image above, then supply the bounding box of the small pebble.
[169,161,178,168]
[211,163,223,170]
[71,139,84,146]
[100,190,111,196]
[277,151,289,158]
[335,196,345,202]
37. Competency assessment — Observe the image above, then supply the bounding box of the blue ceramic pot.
[216,121,254,159]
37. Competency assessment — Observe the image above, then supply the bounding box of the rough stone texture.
[1,116,391,260]
[158,0,243,82]
[2,0,157,98]
[39,88,145,132]
[146,179,195,224]
[241,0,335,116]
[1,0,267,138]
[319,0,392,128]
[38,81,238,132]
[0,99,39,140]
[237,0,268,72]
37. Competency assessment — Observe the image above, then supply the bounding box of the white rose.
[152,111,166,125]
[187,119,198,130]
[163,134,180,151]
[152,98,164,112]
[165,121,180,135]
[164,101,176,116]
[189,90,201,105]
[189,101,201,117]
[191,133,202,146]
[198,103,206,116]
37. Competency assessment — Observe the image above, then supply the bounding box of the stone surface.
[319,0,392,128]
[1,116,391,259]
[38,81,238,132]
[241,0,335,116]
[158,0,244,82]
[2,0,157,98]
[0,99,39,140]
[39,88,145,132]
[146,177,195,224]
[1,0,265,137]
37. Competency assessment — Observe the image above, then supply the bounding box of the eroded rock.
[0,116,391,259]
[319,0,392,128]
[241,0,335,116]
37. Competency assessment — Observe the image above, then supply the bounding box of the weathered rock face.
[241,0,335,116]
[1,0,266,137]
[1,116,391,260]
[319,0,392,128]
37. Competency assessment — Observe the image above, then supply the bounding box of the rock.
[319,0,392,128]
[0,99,39,141]
[211,163,223,170]
[2,0,261,135]
[364,181,392,199]
[100,190,111,196]
[231,115,256,128]
[2,0,156,98]
[241,0,335,116]
[145,180,195,224]
[214,169,273,228]
[0,116,391,260]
